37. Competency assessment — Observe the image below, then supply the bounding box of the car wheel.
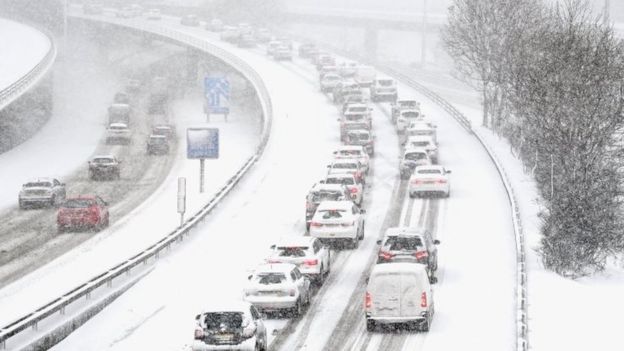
[445,190,451,198]
[19,200,25,210]
[292,299,303,317]
[421,315,431,332]
[359,225,364,240]
[317,265,325,285]
[409,192,416,199]
[57,225,65,234]
[50,195,57,207]
[104,214,110,227]
[366,319,376,332]
[351,237,359,249]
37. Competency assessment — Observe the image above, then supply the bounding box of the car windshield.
[149,137,167,145]
[319,209,346,218]
[405,153,426,161]
[255,273,287,284]
[348,106,367,113]
[337,150,362,157]
[399,101,417,108]
[385,236,423,250]
[345,123,368,130]
[326,177,354,185]
[348,133,369,142]
[109,125,127,130]
[203,312,243,330]
[312,191,342,202]
[277,247,308,257]
[378,80,394,86]
[418,169,442,175]
[409,141,429,147]
[63,199,94,208]
[24,182,52,188]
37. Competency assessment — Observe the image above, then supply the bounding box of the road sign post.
[177,177,186,226]
[187,128,219,194]
[204,77,230,121]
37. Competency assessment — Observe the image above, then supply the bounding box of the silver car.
[18,178,66,209]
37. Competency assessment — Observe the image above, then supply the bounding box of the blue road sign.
[204,77,230,115]
[187,128,219,159]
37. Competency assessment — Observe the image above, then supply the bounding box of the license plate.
[214,333,234,342]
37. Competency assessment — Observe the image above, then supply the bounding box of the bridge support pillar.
[364,27,378,61]
[185,48,200,84]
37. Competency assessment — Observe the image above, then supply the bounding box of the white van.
[365,262,434,332]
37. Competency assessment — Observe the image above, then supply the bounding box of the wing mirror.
[195,314,201,321]
[270,244,276,249]
[376,239,382,245]
[319,180,325,184]
[247,274,253,280]
[434,239,440,245]
[360,209,366,214]
[446,170,452,174]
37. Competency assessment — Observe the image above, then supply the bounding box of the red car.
[57,195,110,233]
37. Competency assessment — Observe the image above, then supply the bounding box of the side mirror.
[376,240,382,245]
[430,276,438,284]
[270,244,276,249]
[434,239,440,245]
[319,180,325,184]
[104,201,109,206]
[360,209,366,214]
[446,170,451,174]
[247,275,253,280]
[365,276,370,284]
[195,314,201,321]
[326,165,331,168]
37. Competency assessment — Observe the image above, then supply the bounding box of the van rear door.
[399,270,429,318]
[371,272,401,318]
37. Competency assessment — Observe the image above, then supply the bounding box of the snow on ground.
[51,19,343,351]
[0,85,259,329]
[51,16,517,351]
[0,18,51,91]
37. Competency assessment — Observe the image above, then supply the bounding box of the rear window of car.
[326,177,354,185]
[417,169,442,175]
[402,111,420,118]
[348,106,367,113]
[345,115,365,122]
[255,273,287,284]
[409,141,429,147]
[312,191,342,203]
[338,150,362,156]
[203,312,243,330]
[332,163,357,169]
[277,247,308,257]
[405,153,426,161]
[24,182,52,188]
[93,158,114,164]
[399,101,417,108]
[378,79,394,86]
[63,199,95,208]
[385,236,423,250]
[348,133,369,142]
[318,209,346,218]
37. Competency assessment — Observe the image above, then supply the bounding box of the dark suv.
[305,183,351,230]
[376,226,440,283]
[88,155,121,180]
[146,134,169,155]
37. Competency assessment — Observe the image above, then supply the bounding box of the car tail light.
[350,187,358,194]
[289,289,296,297]
[415,250,429,260]
[342,221,354,227]
[306,201,314,209]
[412,179,423,185]
[304,259,318,266]
[266,259,282,264]
[310,222,322,227]
[194,327,205,340]
[365,292,372,309]
[379,250,394,261]
[420,292,428,308]
[437,179,447,184]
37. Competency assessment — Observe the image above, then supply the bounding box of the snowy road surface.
[50,14,516,351]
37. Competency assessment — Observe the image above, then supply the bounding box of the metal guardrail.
[287,34,529,351]
[0,14,273,350]
[0,22,57,111]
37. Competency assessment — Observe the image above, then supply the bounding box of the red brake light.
[412,179,423,185]
[365,292,372,308]
[350,187,358,194]
[420,292,428,308]
[289,289,296,297]
[194,327,205,340]
[310,222,322,227]
[267,259,281,263]
[342,221,354,227]
[415,250,429,260]
[379,250,394,260]
[437,179,447,184]
[304,259,318,266]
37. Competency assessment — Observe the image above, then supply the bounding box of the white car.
[345,129,375,156]
[267,236,331,284]
[338,61,359,77]
[400,148,432,179]
[404,135,438,163]
[305,183,352,228]
[408,165,451,198]
[18,177,66,209]
[243,263,311,316]
[266,40,281,56]
[309,200,365,249]
[406,121,437,144]
[333,145,370,174]
[106,122,131,144]
[343,103,373,119]
[323,173,363,206]
[371,77,398,102]
[191,301,267,351]
[273,45,292,60]
[327,159,366,184]
[220,26,239,42]
[396,109,426,133]
[205,18,223,32]
[145,8,161,20]
[392,99,420,123]
[320,73,342,93]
